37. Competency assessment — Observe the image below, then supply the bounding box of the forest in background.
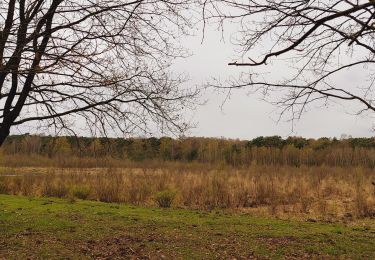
[1,134,375,168]
[1,135,375,218]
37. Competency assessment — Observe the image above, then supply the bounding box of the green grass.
[0,195,374,259]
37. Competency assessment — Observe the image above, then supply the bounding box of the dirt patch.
[0,239,9,255]
[257,236,313,259]
[77,234,173,259]
[258,236,297,247]
[76,232,261,260]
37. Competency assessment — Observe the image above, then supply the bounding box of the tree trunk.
[0,127,10,147]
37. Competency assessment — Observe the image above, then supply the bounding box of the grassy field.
[1,195,375,259]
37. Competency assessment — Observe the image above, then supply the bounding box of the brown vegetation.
[2,135,375,168]
[1,135,374,220]
[0,164,374,220]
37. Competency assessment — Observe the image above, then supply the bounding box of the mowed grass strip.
[0,195,374,259]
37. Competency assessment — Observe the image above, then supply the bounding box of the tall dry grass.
[0,154,124,168]
[0,164,374,220]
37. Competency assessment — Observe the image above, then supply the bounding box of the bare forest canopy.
[2,135,375,168]
[1,0,375,145]
[0,0,198,146]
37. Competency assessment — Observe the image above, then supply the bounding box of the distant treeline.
[2,135,375,167]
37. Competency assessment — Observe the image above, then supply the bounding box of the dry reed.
[0,164,374,220]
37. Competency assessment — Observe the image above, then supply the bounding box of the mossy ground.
[0,194,374,259]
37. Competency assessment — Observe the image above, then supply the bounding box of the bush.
[42,182,69,198]
[71,185,91,200]
[154,189,177,208]
[0,178,9,194]
[355,190,375,218]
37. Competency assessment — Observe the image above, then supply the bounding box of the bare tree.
[203,0,375,123]
[0,0,198,146]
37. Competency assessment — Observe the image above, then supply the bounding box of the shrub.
[355,190,374,218]
[154,189,177,208]
[0,178,9,194]
[95,177,122,203]
[42,182,69,198]
[71,185,91,200]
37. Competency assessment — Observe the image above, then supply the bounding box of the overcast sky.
[10,15,375,140]
[172,22,375,140]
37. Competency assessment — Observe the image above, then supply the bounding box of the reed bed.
[0,165,374,220]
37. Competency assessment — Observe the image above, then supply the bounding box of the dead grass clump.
[203,174,232,209]
[154,189,177,208]
[41,181,69,198]
[0,177,10,194]
[355,188,375,218]
[71,185,91,200]
[94,171,123,203]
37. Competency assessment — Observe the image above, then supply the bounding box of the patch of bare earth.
[75,232,261,260]
[257,236,313,259]
[77,234,176,259]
